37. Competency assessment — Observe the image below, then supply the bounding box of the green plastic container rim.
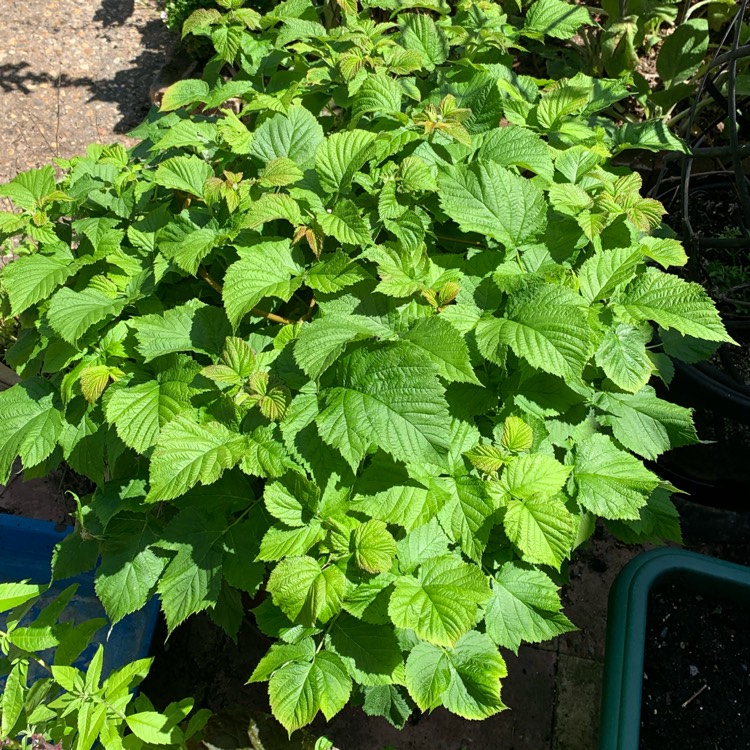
[598,547,750,750]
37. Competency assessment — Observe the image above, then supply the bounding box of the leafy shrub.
[0,0,732,736]
[565,0,743,121]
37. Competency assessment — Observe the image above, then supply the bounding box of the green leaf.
[555,145,601,183]
[248,638,316,683]
[1,661,27,737]
[264,474,319,527]
[352,74,403,123]
[306,252,368,294]
[352,456,439,533]
[158,222,218,275]
[212,24,244,62]
[2,249,74,315]
[503,495,575,569]
[501,416,534,453]
[132,300,230,362]
[485,562,574,652]
[477,285,593,380]
[259,157,305,187]
[524,0,590,39]
[465,444,507,474]
[223,239,303,329]
[639,237,687,269]
[341,573,395,623]
[401,317,479,384]
[574,433,660,520]
[595,323,653,393]
[147,415,244,501]
[267,556,345,626]
[500,453,571,500]
[9,625,59,651]
[160,79,209,111]
[154,155,213,197]
[268,651,351,733]
[156,508,227,629]
[478,127,554,182]
[329,614,404,685]
[316,131,378,195]
[126,712,183,745]
[438,162,546,248]
[104,356,200,454]
[657,19,709,87]
[403,639,450,712]
[399,14,448,69]
[659,327,720,364]
[389,555,490,646]
[104,658,153,699]
[353,519,396,574]
[0,166,56,210]
[259,521,325,561]
[593,388,698,461]
[601,16,638,77]
[0,582,43,613]
[362,685,412,728]
[405,631,507,718]
[316,343,451,469]
[536,84,589,129]
[434,475,496,562]
[607,487,682,545]
[577,248,640,303]
[619,268,732,342]
[244,193,302,229]
[399,156,438,193]
[293,315,379,380]
[318,199,372,246]
[96,520,165,624]
[47,287,123,344]
[0,379,63,483]
[217,111,253,153]
[612,121,688,154]
[250,106,325,169]
[223,518,266,594]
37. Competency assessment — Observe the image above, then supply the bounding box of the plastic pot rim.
[599,547,750,750]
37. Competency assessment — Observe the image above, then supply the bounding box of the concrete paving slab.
[502,646,557,749]
[0,0,173,189]
[557,533,649,663]
[552,653,603,750]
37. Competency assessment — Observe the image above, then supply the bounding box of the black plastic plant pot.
[654,319,750,511]
[598,547,750,750]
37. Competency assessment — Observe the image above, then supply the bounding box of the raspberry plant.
[0,0,732,737]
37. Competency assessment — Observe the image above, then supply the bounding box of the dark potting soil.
[656,175,750,317]
[640,583,750,750]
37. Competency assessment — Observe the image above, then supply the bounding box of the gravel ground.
[0,0,174,189]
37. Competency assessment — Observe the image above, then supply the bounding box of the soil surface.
[0,461,78,525]
[0,0,174,192]
[655,171,750,318]
[641,582,750,750]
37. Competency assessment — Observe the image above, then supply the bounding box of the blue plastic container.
[0,514,159,679]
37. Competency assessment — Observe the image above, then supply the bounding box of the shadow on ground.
[1,8,173,135]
